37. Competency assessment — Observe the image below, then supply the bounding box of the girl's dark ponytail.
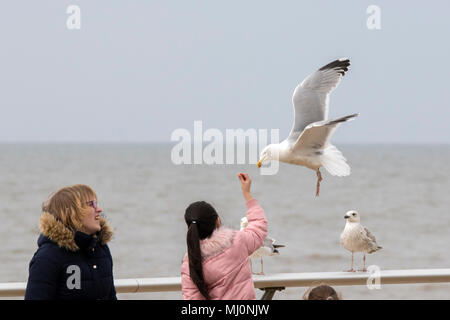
[186,222,210,299]
[185,201,218,300]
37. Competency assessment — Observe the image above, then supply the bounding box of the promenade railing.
[1,268,450,299]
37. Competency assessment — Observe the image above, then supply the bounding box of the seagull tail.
[321,145,351,177]
[368,246,382,254]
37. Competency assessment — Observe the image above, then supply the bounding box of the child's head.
[185,201,219,239]
[184,201,220,299]
[303,284,341,300]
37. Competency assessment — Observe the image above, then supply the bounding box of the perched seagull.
[340,210,382,272]
[257,58,358,196]
[240,217,285,275]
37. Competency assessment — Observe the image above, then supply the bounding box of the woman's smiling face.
[81,199,102,235]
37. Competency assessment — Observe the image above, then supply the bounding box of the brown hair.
[303,284,341,300]
[42,184,97,232]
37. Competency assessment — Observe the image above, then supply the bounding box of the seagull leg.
[345,252,356,272]
[254,257,265,275]
[363,254,367,272]
[257,257,265,276]
[358,254,367,272]
[315,169,323,197]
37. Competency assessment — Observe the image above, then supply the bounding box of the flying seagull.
[340,210,382,272]
[257,58,358,196]
[240,217,285,275]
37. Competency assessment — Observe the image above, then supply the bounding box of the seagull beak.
[257,160,262,168]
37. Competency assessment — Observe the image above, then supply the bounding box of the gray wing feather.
[362,227,382,253]
[363,227,377,242]
[293,114,358,150]
[263,237,275,247]
[286,58,350,144]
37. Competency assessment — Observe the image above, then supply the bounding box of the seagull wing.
[250,237,281,258]
[362,227,377,243]
[292,114,358,150]
[263,237,275,248]
[362,226,382,252]
[286,58,350,145]
[362,227,377,242]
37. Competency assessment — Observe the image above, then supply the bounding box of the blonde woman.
[25,185,116,300]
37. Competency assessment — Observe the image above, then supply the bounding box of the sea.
[0,143,449,300]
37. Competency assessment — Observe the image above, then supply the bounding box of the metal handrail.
[1,268,450,298]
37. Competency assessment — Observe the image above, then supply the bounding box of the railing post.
[259,287,285,300]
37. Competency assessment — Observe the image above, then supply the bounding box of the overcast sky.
[0,1,449,144]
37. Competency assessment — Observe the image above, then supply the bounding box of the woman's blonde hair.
[42,184,97,232]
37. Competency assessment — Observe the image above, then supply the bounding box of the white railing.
[1,268,450,298]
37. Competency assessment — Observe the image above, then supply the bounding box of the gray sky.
[1,1,449,143]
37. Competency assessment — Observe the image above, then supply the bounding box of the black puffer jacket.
[25,212,117,300]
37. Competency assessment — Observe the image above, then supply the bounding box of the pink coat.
[181,198,268,300]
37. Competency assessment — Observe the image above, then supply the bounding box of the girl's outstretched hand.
[238,173,253,201]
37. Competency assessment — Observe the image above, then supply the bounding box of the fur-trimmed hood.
[39,212,114,252]
[200,227,236,261]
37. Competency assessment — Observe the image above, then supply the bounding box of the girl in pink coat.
[181,173,268,300]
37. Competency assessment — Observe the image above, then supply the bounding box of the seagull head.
[344,210,360,223]
[257,144,278,168]
[240,217,248,230]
